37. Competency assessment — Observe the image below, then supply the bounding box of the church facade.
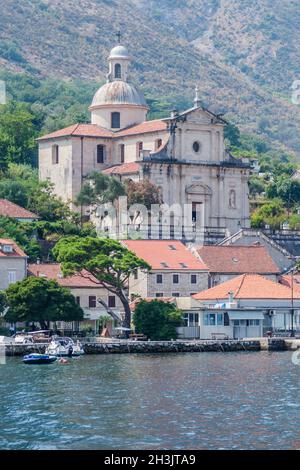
[38,43,251,240]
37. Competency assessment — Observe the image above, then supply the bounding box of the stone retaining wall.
[4,338,289,356]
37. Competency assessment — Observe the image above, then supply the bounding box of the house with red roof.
[188,274,300,339]
[28,263,123,334]
[0,239,27,290]
[122,240,209,299]
[0,199,39,222]
[197,245,280,286]
[38,41,251,240]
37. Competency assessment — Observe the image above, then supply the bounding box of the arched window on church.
[97,144,105,164]
[111,112,120,129]
[114,63,121,79]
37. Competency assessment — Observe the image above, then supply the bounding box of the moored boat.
[45,337,84,357]
[23,354,57,365]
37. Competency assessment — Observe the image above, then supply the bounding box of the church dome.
[109,45,131,60]
[90,81,148,108]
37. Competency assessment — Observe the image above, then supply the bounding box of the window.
[224,312,230,326]
[97,145,105,164]
[108,296,116,308]
[156,293,164,298]
[76,296,80,306]
[172,293,180,297]
[114,63,121,79]
[89,296,97,308]
[2,244,13,253]
[204,313,216,326]
[155,138,162,150]
[133,270,138,280]
[192,141,201,153]
[248,319,260,326]
[191,274,197,284]
[52,145,59,164]
[8,271,16,285]
[168,244,177,251]
[120,144,125,163]
[156,274,163,284]
[217,313,223,326]
[111,112,120,129]
[188,313,199,326]
[136,141,143,158]
[173,274,179,284]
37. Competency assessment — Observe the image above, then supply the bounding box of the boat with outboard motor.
[23,353,57,365]
[45,337,84,357]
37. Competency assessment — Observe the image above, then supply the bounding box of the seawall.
[3,338,289,356]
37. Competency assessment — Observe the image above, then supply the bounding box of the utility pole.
[290,266,297,337]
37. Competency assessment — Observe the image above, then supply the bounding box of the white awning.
[228,311,265,320]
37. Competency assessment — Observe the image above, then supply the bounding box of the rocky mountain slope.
[1,0,300,155]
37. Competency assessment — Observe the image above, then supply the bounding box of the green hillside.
[0,0,300,155]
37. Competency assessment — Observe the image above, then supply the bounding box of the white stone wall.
[0,258,27,290]
[39,138,73,202]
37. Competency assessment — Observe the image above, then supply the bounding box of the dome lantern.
[89,41,148,130]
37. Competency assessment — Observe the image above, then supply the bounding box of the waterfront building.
[37,41,251,240]
[0,199,39,223]
[28,263,123,334]
[197,244,280,286]
[191,274,300,339]
[0,238,27,291]
[122,239,209,299]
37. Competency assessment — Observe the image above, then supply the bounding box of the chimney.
[228,291,234,304]
[36,258,41,265]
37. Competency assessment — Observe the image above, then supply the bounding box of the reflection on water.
[0,352,299,449]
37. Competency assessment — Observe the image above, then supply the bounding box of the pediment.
[185,183,213,196]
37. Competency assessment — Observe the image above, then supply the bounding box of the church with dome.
[38,41,251,241]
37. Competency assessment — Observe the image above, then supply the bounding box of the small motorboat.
[23,354,57,365]
[45,337,84,357]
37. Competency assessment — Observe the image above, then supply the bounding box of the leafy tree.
[251,200,286,229]
[76,172,125,207]
[249,177,266,197]
[0,291,6,315]
[52,236,151,330]
[133,300,182,340]
[0,216,41,261]
[224,123,240,147]
[5,276,84,330]
[125,180,163,209]
[266,176,300,212]
[0,101,37,166]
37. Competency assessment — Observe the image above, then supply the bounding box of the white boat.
[45,337,84,357]
[14,334,34,345]
[0,336,14,345]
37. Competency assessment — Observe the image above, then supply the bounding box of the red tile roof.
[116,120,167,137]
[37,124,114,141]
[123,240,208,270]
[0,199,39,220]
[193,274,300,301]
[0,238,27,258]
[279,274,300,291]
[37,120,168,141]
[102,162,140,175]
[28,264,102,288]
[197,245,279,274]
